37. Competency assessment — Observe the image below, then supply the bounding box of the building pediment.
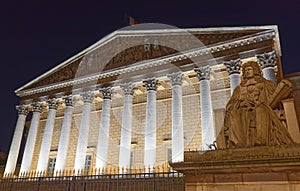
[15,26,280,100]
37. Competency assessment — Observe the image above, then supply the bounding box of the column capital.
[167,72,183,86]
[31,102,43,113]
[63,95,73,107]
[16,105,29,116]
[99,87,113,100]
[256,51,277,69]
[81,91,95,103]
[224,59,242,75]
[47,98,58,110]
[120,82,135,95]
[194,65,211,81]
[143,78,158,91]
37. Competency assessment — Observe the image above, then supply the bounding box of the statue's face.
[244,66,254,78]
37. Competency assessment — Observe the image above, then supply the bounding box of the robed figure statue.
[216,61,294,149]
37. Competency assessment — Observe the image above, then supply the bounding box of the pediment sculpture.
[216,61,294,149]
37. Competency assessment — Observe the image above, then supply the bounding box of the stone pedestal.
[171,144,300,191]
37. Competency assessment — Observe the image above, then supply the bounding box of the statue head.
[241,61,263,80]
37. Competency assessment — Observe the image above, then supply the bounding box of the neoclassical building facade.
[4,25,299,177]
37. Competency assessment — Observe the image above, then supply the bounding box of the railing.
[0,171,185,191]
[3,163,173,178]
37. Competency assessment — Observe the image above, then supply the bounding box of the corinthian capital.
[31,102,43,113]
[47,98,58,110]
[224,59,242,75]
[63,95,73,107]
[121,82,135,95]
[99,87,113,99]
[143,78,158,91]
[256,51,277,69]
[81,91,95,103]
[167,72,183,86]
[16,105,29,116]
[194,65,211,81]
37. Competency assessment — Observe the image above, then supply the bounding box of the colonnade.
[4,51,278,177]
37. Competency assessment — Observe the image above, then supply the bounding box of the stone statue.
[216,61,294,149]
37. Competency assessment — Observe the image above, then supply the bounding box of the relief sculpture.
[216,61,294,149]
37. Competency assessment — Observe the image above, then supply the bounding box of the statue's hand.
[240,99,255,109]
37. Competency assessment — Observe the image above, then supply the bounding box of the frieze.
[215,77,230,90]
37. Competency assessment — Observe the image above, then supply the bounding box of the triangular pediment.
[16,25,280,99]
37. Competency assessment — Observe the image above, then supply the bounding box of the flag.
[129,16,138,26]
[124,13,138,26]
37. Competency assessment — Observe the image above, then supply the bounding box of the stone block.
[233,184,261,191]
[288,172,300,181]
[203,184,235,191]
[243,172,288,183]
[260,183,290,191]
[214,173,243,183]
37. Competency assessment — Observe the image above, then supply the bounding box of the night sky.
[1,1,299,153]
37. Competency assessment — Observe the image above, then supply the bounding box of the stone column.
[96,87,112,172]
[167,72,184,162]
[55,96,73,173]
[4,105,29,177]
[224,59,242,94]
[194,66,215,150]
[143,78,158,169]
[36,98,58,173]
[119,83,134,170]
[19,102,43,175]
[74,91,94,173]
[256,51,277,84]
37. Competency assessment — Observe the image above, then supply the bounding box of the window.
[130,151,134,168]
[85,155,92,174]
[47,158,56,176]
[167,148,172,162]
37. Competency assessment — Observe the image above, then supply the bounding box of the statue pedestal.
[171,144,300,191]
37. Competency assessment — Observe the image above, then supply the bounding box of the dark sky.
[0,0,299,153]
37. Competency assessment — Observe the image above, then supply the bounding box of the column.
[143,78,158,169]
[96,87,112,172]
[119,83,134,170]
[167,72,184,162]
[74,91,94,173]
[224,59,242,94]
[194,66,215,150]
[55,96,73,173]
[4,105,29,177]
[36,98,58,172]
[256,51,277,84]
[19,102,43,175]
